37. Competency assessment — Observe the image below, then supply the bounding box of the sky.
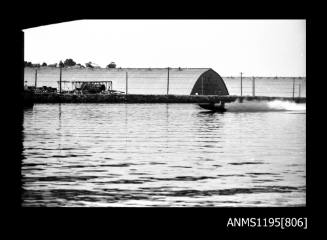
[23,20,306,77]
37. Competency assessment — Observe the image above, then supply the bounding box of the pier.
[30,93,306,104]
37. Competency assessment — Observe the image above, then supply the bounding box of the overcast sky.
[23,20,306,77]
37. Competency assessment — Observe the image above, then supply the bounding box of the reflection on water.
[22,103,306,207]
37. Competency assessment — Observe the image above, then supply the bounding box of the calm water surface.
[22,103,306,207]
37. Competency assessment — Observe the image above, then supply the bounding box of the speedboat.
[198,102,226,112]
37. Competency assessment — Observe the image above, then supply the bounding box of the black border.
[4,4,314,233]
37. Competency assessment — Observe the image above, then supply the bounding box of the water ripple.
[22,103,306,207]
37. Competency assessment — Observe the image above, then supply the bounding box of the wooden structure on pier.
[70,81,113,94]
[71,81,112,91]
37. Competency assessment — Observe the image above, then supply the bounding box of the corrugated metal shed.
[24,67,229,95]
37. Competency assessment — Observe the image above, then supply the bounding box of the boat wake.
[225,100,306,112]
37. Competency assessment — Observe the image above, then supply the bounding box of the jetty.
[30,93,306,104]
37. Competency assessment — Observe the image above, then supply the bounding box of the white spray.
[225,100,306,112]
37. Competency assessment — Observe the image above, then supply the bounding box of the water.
[22,102,306,207]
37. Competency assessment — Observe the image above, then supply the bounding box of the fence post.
[59,66,62,94]
[240,72,243,96]
[126,72,128,95]
[34,69,37,88]
[292,77,295,99]
[252,76,255,97]
[167,67,170,95]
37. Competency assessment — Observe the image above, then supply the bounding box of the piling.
[240,72,243,96]
[292,77,295,99]
[126,72,128,95]
[34,69,37,88]
[252,76,255,97]
[59,66,62,94]
[299,84,301,97]
[167,67,170,95]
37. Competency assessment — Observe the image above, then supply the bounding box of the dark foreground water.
[22,102,306,207]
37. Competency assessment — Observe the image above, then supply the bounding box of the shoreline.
[29,93,306,104]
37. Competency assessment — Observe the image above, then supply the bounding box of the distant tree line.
[24,59,117,69]
[107,62,116,68]
[24,61,42,67]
